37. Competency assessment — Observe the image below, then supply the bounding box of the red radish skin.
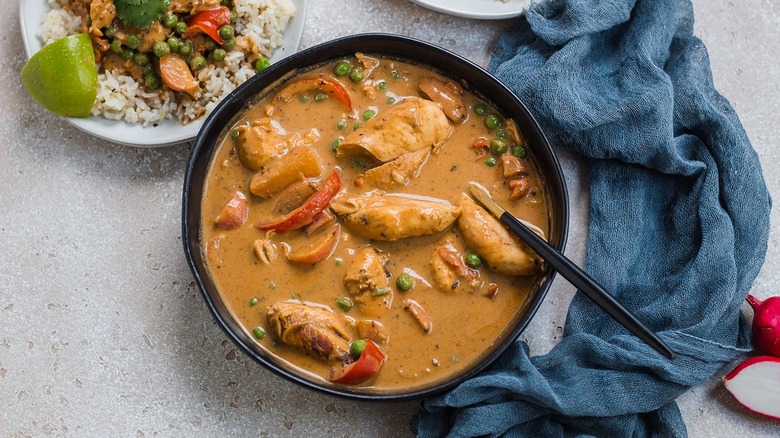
[747,294,780,357]
[723,356,780,421]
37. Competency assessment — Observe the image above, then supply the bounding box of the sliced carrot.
[159,54,199,96]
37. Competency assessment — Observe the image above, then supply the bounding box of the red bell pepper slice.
[255,170,342,233]
[273,77,352,111]
[184,7,231,45]
[329,340,385,385]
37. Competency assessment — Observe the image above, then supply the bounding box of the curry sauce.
[200,54,551,392]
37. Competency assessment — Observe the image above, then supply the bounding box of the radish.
[746,294,780,357]
[723,356,780,420]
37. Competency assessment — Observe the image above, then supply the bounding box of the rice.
[39,0,297,127]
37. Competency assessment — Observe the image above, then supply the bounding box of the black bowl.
[182,33,569,401]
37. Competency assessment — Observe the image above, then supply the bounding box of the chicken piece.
[343,248,392,317]
[504,119,523,145]
[330,193,460,241]
[355,319,390,344]
[235,120,287,170]
[236,118,319,170]
[355,52,380,78]
[139,22,168,53]
[337,97,452,162]
[266,301,352,362]
[456,195,543,276]
[356,147,431,189]
[418,77,467,124]
[169,0,222,14]
[430,240,482,294]
[501,154,527,179]
[88,0,116,37]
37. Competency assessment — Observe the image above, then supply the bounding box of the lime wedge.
[21,33,98,118]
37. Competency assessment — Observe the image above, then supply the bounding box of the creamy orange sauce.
[200,54,551,392]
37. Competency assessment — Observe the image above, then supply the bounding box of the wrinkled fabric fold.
[413,0,771,436]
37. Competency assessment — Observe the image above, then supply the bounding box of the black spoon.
[469,182,675,359]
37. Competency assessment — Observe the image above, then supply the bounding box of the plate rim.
[408,0,529,20]
[19,0,309,148]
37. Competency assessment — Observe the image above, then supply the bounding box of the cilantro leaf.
[114,0,171,29]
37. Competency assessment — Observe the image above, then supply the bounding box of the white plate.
[19,0,308,147]
[409,0,529,20]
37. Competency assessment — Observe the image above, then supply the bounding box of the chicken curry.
[200,53,551,391]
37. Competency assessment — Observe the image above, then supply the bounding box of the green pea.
[212,48,227,61]
[104,26,116,39]
[121,48,133,61]
[371,287,392,297]
[391,70,399,80]
[230,11,238,22]
[230,128,241,140]
[335,119,347,130]
[330,137,341,152]
[333,61,350,77]
[353,122,362,130]
[174,21,188,35]
[133,53,150,66]
[350,339,367,358]
[126,34,140,49]
[348,67,364,83]
[203,39,217,51]
[396,273,414,291]
[298,94,309,103]
[495,128,508,138]
[484,156,497,167]
[511,144,528,158]
[362,109,376,121]
[473,103,487,116]
[109,39,122,54]
[144,73,161,90]
[248,297,259,307]
[465,252,483,269]
[178,42,193,57]
[221,39,236,51]
[490,138,509,155]
[335,258,343,266]
[141,64,153,75]
[190,55,207,71]
[335,296,353,312]
[162,13,178,29]
[252,327,266,340]
[167,37,182,53]
[255,57,270,71]
[484,114,503,130]
[314,92,328,102]
[387,97,396,104]
[153,41,170,57]
[218,25,235,41]
[378,81,387,91]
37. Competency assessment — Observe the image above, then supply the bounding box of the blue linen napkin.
[412,0,772,436]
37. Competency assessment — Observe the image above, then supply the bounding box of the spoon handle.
[500,212,676,359]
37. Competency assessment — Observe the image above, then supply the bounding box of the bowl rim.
[183,32,570,401]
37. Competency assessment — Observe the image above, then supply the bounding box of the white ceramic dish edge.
[408,0,531,20]
[19,0,308,148]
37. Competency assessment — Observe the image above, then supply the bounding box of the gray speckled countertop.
[1,0,778,436]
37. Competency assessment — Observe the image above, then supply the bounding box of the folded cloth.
[412,0,771,436]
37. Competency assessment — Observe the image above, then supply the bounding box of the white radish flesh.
[723,356,780,420]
